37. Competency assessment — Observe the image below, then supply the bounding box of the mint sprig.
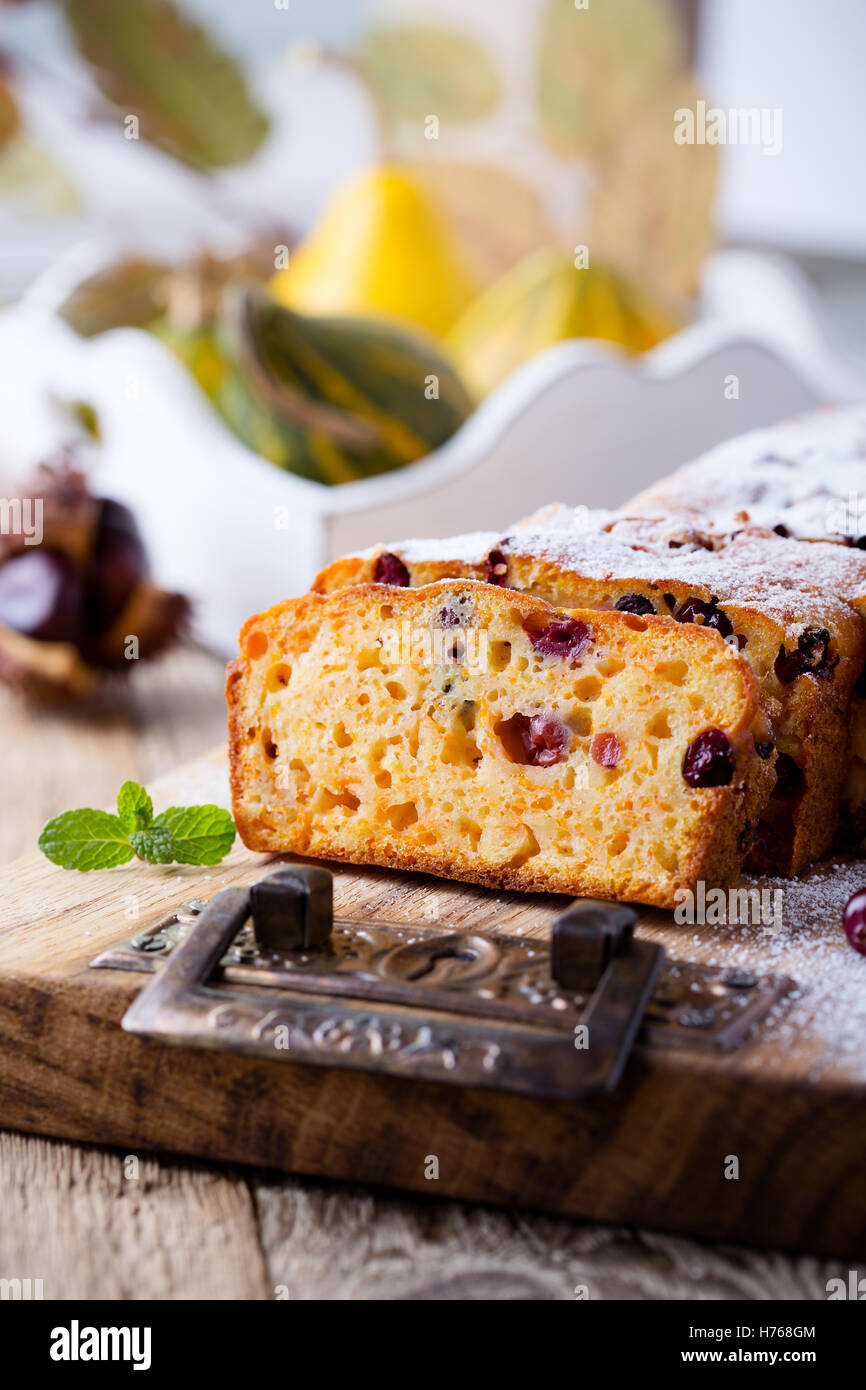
[38,809,136,872]
[38,780,236,871]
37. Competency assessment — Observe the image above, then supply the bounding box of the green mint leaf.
[38,809,135,871]
[117,780,153,833]
[129,823,176,864]
[152,804,236,865]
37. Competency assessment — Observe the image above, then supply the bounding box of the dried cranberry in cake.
[528,617,593,662]
[799,627,833,667]
[774,627,838,684]
[672,596,704,624]
[672,595,734,639]
[713,604,734,634]
[485,548,509,586]
[754,733,776,760]
[751,713,775,760]
[497,710,571,767]
[682,729,736,788]
[614,593,655,616]
[843,889,866,957]
[524,713,571,766]
[372,552,410,586]
[697,597,722,631]
[591,732,622,768]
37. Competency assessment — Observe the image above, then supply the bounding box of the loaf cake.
[227,580,774,908]
[313,515,866,875]
[626,406,866,850]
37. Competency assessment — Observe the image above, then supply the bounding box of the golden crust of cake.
[228,580,775,909]
[313,518,866,874]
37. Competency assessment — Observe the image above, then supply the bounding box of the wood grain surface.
[0,647,859,1298]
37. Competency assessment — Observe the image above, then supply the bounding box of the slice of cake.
[227,581,774,909]
[313,516,866,875]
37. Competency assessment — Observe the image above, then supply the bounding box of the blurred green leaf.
[535,0,679,159]
[59,258,170,337]
[533,0,716,301]
[358,25,500,124]
[63,0,269,169]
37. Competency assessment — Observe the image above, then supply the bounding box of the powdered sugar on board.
[636,857,866,1085]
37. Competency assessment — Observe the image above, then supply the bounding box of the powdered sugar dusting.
[628,401,866,542]
[502,516,854,632]
[360,531,500,567]
[357,507,862,634]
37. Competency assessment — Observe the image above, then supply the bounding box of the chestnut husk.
[0,456,190,700]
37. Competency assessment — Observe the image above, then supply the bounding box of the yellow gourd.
[270,167,477,339]
[447,248,683,398]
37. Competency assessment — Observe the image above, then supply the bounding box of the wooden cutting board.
[1,747,864,1258]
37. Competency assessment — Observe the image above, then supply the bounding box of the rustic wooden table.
[0,647,841,1300]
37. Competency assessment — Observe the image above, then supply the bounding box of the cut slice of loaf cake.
[227,580,775,909]
[313,516,866,875]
